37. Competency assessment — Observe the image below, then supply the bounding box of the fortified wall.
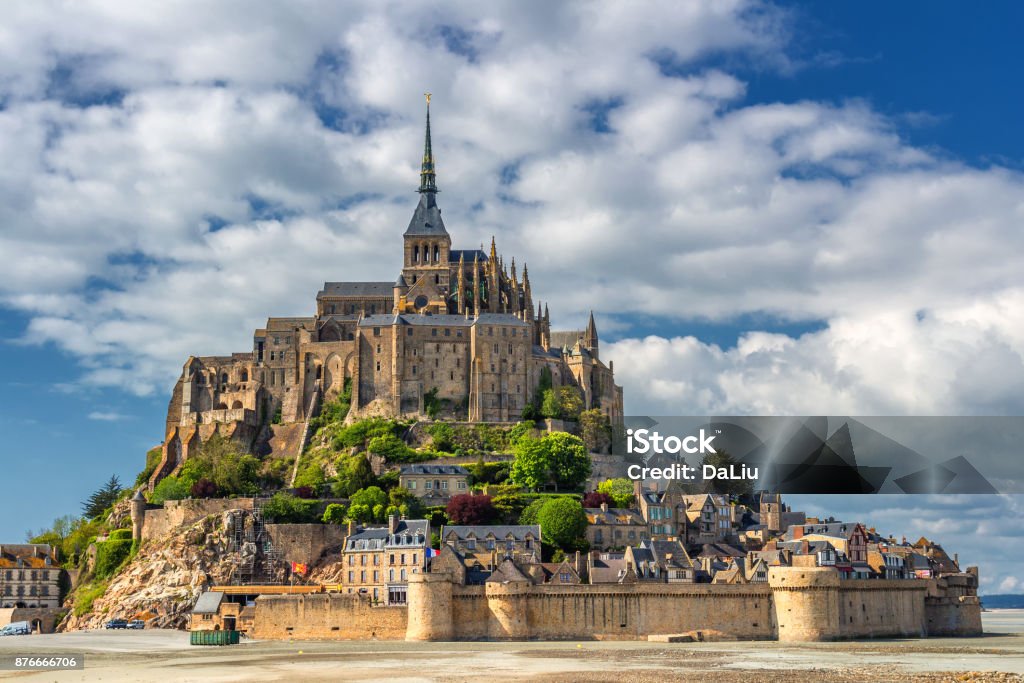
[249,567,981,642]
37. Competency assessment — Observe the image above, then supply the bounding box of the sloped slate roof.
[401,464,470,475]
[318,282,394,298]
[405,192,448,236]
[192,591,224,615]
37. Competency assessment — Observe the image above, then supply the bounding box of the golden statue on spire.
[425,92,431,105]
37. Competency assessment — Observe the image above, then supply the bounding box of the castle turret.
[130,488,146,542]
[393,273,407,314]
[406,572,454,641]
[769,566,840,641]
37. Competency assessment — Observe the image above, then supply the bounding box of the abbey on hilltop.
[150,97,623,489]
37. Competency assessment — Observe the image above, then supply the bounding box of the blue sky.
[1,1,1022,592]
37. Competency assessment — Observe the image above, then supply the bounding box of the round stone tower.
[485,579,531,640]
[406,572,453,641]
[769,566,840,641]
[130,488,146,542]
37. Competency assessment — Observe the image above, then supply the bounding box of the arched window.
[240,370,248,382]
[231,400,243,410]
[414,245,420,263]
[221,373,228,385]
[434,245,439,262]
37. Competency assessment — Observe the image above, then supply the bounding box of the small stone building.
[439,525,541,571]
[341,516,430,605]
[0,544,62,609]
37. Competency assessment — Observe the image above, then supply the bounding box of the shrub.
[150,475,189,505]
[596,478,635,508]
[428,422,455,452]
[293,485,316,499]
[423,387,441,419]
[191,478,218,499]
[348,504,372,522]
[518,498,547,525]
[368,434,413,462]
[332,418,403,450]
[108,528,133,541]
[293,463,326,493]
[509,433,590,491]
[262,493,320,524]
[74,582,107,617]
[446,494,496,525]
[350,486,387,512]
[536,497,588,551]
[94,539,133,580]
[322,503,347,524]
[579,409,612,453]
[582,491,614,508]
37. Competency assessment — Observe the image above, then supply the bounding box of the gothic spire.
[584,310,599,352]
[418,93,437,194]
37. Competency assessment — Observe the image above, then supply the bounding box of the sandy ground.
[0,611,1022,682]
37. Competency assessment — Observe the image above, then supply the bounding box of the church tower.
[401,94,452,312]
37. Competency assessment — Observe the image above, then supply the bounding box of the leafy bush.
[309,378,352,434]
[536,497,588,550]
[94,539,133,580]
[262,493,320,524]
[541,386,584,422]
[331,455,377,498]
[74,582,107,617]
[427,422,455,452]
[582,491,614,508]
[518,498,547,525]
[350,486,387,513]
[368,434,413,462]
[293,463,326,492]
[149,475,189,505]
[332,418,403,450]
[108,528,133,541]
[579,409,612,453]
[446,494,496,524]
[322,503,347,524]
[596,478,635,508]
[191,478,218,498]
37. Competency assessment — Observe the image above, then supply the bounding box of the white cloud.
[87,411,129,421]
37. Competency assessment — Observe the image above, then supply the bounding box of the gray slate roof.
[449,249,488,263]
[405,192,448,236]
[585,507,645,526]
[192,591,224,615]
[345,520,430,551]
[401,464,470,476]
[783,521,861,541]
[318,282,394,298]
[442,525,541,541]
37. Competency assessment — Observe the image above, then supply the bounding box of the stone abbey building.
[151,100,623,488]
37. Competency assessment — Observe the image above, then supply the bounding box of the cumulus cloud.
[0,0,1022,426]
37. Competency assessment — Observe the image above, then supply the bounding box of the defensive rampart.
[249,567,982,642]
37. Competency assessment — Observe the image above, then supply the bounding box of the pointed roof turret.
[405,93,448,237]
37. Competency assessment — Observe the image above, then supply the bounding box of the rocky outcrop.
[61,509,282,631]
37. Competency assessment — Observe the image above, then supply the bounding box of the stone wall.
[252,568,982,642]
[140,498,255,541]
[252,593,406,640]
[264,524,347,567]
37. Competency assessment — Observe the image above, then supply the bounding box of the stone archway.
[324,354,344,397]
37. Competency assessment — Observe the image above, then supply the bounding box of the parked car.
[104,619,128,629]
[0,621,31,636]
[127,620,145,630]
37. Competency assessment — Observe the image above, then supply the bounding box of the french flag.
[425,548,439,558]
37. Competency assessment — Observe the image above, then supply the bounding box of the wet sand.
[1,611,1022,682]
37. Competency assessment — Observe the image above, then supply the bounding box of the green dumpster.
[190,629,240,646]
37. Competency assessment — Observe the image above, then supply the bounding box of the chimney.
[600,502,608,513]
[388,514,399,534]
[574,550,582,576]
[792,526,803,540]
[954,553,959,568]
[347,520,356,537]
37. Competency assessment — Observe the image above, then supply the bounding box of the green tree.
[536,497,587,550]
[546,432,591,490]
[348,503,372,523]
[350,486,387,512]
[428,422,455,452]
[509,433,591,491]
[82,475,123,519]
[322,504,347,524]
[579,409,612,453]
[518,498,547,525]
[596,478,635,508]
[509,438,550,490]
